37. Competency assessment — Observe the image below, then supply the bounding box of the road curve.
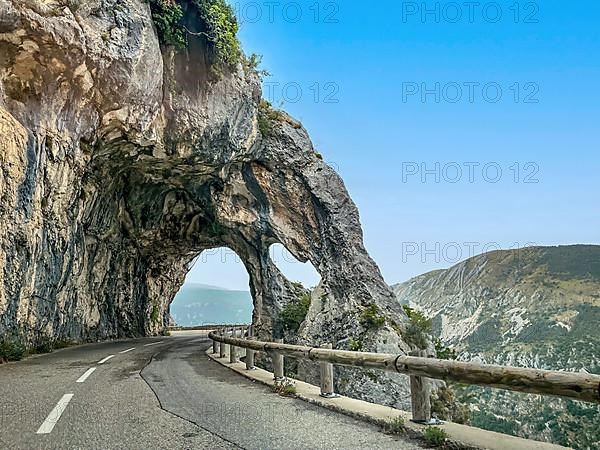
[0,332,419,449]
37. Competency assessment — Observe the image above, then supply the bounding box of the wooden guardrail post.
[212,338,219,354]
[220,329,228,359]
[319,343,336,398]
[229,327,239,363]
[246,325,256,370]
[409,350,432,424]
[230,340,238,363]
[273,338,284,381]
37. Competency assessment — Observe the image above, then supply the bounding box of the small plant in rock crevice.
[243,53,271,79]
[257,113,273,138]
[151,303,160,324]
[276,291,311,335]
[402,305,432,332]
[402,304,433,349]
[383,416,406,435]
[209,220,223,238]
[430,384,470,425]
[434,338,457,360]
[272,378,296,396]
[359,304,386,330]
[423,426,449,447]
[349,338,363,352]
[257,99,302,138]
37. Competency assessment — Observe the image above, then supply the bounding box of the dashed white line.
[36,394,74,434]
[98,355,115,364]
[143,341,164,347]
[76,367,96,383]
[36,343,144,434]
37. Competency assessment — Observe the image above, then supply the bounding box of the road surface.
[0,332,419,449]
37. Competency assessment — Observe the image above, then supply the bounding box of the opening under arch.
[268,243,320,289]
[169,247,253,326]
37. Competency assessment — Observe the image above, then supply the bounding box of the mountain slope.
[170,284,253,326]
[393,245,600,449]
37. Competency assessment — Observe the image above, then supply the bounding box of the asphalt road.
[0,332,419,450]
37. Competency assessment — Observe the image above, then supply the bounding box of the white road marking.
[98,355,115,364]
[76,367,96,383]
[36,394,74,434]
[119,347,136,354]
[143,341,164,347]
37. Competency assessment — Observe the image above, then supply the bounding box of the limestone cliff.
[0,0,412,406]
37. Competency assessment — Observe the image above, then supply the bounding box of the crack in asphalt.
[139,339,246,450]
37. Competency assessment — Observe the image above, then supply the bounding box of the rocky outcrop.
[0,0,411,405]
[393,245,600,449]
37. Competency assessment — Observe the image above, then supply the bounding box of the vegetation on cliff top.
[195,0,241,69]
[148,0,241,71]
[258,100,303,139]
[148,0,187,49]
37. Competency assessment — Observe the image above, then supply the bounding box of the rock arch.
[0,0,412,408]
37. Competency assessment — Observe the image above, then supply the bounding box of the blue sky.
[184,0,600,291]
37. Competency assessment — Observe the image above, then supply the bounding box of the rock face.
[393,245,600,449]
[0,0,411,404]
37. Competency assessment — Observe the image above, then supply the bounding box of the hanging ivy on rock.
[147,0,242,72]
[193,0,241,69]
[148,0,187,50]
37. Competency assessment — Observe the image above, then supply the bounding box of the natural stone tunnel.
[0,0,413,407]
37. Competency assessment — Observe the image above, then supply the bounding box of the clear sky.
[184,0,600,291]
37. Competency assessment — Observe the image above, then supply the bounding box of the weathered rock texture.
[0,1,411,405]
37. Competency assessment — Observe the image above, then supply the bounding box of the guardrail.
[209,327,600,424]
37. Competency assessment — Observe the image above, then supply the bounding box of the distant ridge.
[392,244,600,449]
[184,282,233,291]
[170,284,252,326]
